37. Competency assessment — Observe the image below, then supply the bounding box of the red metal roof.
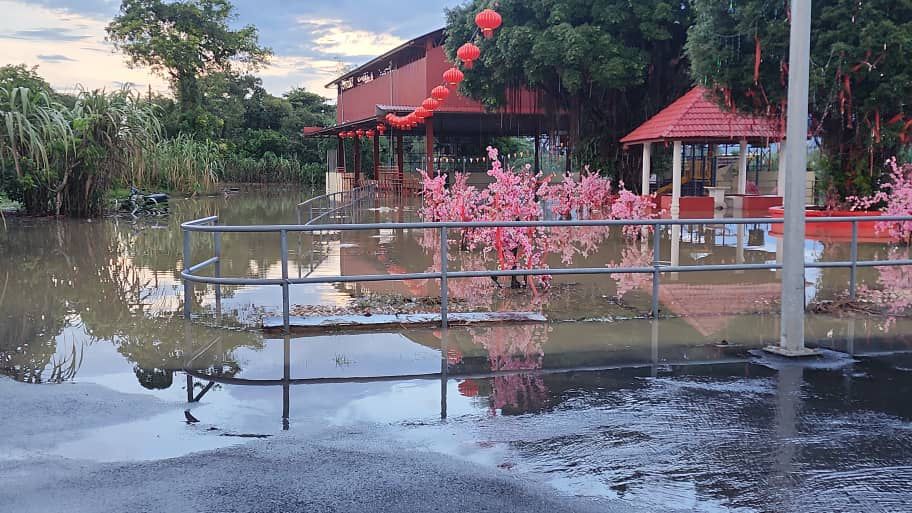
[620,87,781,146]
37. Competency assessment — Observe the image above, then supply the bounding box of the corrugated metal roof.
[620,87,782,145]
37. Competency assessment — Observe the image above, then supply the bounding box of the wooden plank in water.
[262,311,547,332]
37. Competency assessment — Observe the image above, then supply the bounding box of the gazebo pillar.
[641,142,652,196]
[777,140,787,195]
[738,139,749,194]
[671,140,683,219]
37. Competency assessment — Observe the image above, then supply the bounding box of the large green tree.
[688,0,912,197]
[106,0,272,129]
[444,0,692,182]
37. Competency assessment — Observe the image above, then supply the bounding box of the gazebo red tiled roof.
[621,87,781,146]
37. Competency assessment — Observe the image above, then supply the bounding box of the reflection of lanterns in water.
[458,379,480,397]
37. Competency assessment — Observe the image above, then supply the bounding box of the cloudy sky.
[0,0,463,99]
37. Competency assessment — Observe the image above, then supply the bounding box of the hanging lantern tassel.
[457,42,481,69]
[475,8,502,39]
[754,35,761,83]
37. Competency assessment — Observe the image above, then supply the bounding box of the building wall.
[337,39,542,123]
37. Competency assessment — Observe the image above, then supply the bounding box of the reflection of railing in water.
[182,328,749,426]
[181,211,912,332]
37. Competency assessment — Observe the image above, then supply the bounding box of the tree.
[444,0,692,181]
[687,0,912,198]
[106,0,272,124]
[0,64,53,93]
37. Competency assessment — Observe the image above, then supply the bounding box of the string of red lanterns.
[341,7,502,136]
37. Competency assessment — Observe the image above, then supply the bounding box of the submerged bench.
[262,311,547,333]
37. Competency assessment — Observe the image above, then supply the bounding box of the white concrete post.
[769,0,815,357]
[641,143,652,196]
[671,140,682,219]
[738,139,749,194]
[777,140,787,195]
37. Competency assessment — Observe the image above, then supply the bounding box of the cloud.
[37,54,76,63]
[298,18,406,59]
[3,28,90,41]
[0,1,168,94]
[1,0,464,97]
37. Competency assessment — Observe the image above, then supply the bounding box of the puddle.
[3,187,912,511]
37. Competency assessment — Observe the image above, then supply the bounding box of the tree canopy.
[687,0,912,196]
[444,0,692,182]
[106,0,272,118]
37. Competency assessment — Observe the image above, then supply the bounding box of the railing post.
[652,224,661,319]
[850,220,858,301]
[214,229,222,320]
[440,226,449,329]
[281,229,290,333]
[309,204,315,273]
[183,228,192,320]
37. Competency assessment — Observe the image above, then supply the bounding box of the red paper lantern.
[443,67,464,87]
[457,42,481,69]
[431,85,450,102]
[415,106,432,119]
[366,129,375,137]
[475,9,502,39]
[422,97,440,111]
[377,124,386,134]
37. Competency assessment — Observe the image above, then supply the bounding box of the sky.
[0,0,464,99]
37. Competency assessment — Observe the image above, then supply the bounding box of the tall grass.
[136,134,222,194]
[222,153,324,187]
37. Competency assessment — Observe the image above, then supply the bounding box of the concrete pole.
[738,139,749,194]
[671,140,683,219]
[641,143,652,196]
[769,0,815,357]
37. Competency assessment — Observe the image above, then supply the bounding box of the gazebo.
[620,87,783,218]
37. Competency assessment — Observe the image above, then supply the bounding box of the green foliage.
[444,0,693,182]
[0,64,53,94]
[222,154,324,187]
[687,0,912,197]
[106,0,272,123]
[142,134,222,193]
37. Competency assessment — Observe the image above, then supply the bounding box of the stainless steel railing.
[181,209,912,333]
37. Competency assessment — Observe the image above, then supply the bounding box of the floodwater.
[2,187,912,512]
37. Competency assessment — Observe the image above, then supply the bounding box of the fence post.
[183,228,192,320]
[652,224,661,319]
[214,229,222,319]
[281,229,290,333]
[440,226,449,329]
[850,220,858,301]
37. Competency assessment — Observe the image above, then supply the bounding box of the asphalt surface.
[0,378,635,513]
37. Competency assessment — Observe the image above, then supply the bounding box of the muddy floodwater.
[3,187,912,512]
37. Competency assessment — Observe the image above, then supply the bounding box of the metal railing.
[181,211,912,333]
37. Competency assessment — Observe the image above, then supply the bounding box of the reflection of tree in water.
[858,247,912,331]
[460,324,552,415]
[0,198,265,385]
